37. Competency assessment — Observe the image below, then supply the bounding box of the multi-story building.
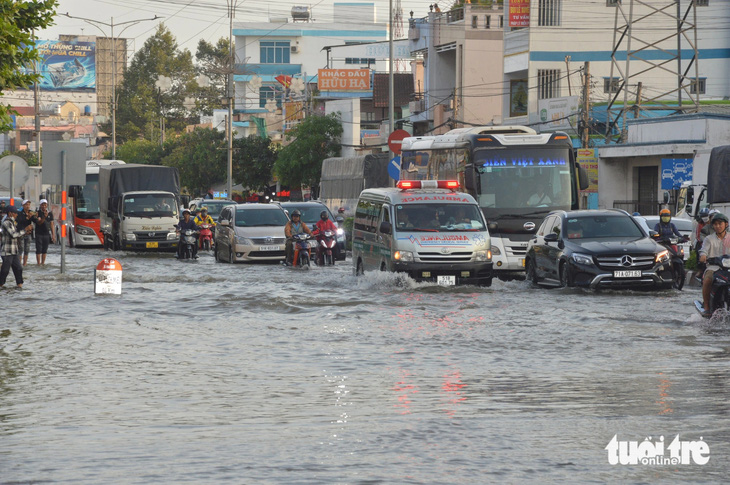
[407,2,506,134]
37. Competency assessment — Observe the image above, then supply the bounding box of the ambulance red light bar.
[397,180,460,190]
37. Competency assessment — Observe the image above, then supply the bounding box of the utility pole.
[388,0,395,160]
[33,28,41,167]
[581,61,590,149]
[226,0,238,200]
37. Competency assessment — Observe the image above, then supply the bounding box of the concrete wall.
[325,98,360,158]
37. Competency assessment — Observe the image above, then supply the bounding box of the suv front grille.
[595,254,655,269]
[251,237,286,245]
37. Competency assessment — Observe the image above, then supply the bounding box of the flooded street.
[1,246,729,483]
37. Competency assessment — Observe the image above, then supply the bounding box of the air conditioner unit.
[291,45,300,54]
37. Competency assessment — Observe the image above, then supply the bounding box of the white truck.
[99,164,181,251]
[677,146,730,220]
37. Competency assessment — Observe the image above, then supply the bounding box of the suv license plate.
[260,245,280,251]
[146,242,158,248]
[614,270,641,278]
[437,275,456,286]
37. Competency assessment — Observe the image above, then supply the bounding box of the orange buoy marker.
[95,258,122,295]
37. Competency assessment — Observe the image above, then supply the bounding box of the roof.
[12,106,35,116]
[373,73,414,108]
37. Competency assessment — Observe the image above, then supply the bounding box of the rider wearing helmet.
[176,209,199,259]
[312,210,339,265]
[194,206,216,226]
[653,208,682,241]
[284,209,312,266]
[699,212,730,316]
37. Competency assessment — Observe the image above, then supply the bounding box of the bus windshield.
[473,147,573,212]
[75,173,101,218]
[395,203,485,232]
[123,194,178,218]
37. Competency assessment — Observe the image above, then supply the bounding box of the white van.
[352,180,493,286]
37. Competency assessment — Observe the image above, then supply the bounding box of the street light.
[63,13,161,160]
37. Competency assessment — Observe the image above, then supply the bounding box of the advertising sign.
[510,80,528,117]
[318,69,371,91]
[577,149,598,194]
[661,158,693,190]
[537,96,579,131]
[509,0,531,28]
[26,40,96,91]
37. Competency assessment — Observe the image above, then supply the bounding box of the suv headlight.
[235,236,253,245]
[475,250,491,262]
[394,250,414,262]
[572,253,593,265]
[124,232,136,241]
[655,250,669,263]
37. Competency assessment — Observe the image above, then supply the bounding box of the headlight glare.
[394,250,414,262]
[655,250,669,263]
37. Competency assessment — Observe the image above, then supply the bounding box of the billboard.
[31,40,96,91]
[509,0,530,28]
[661,158,693,190]
[577,149,598,194]
[537,96,579,131]
[318,69,371,91]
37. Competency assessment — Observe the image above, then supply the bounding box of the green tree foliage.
[0,0,58,132]
[112,139,165,165]
[114,25,198,142]
[0,149,38,166]
[160,128,226,195]
[274,113,343,189]
[194,38,229,115]
[232,136,278,193]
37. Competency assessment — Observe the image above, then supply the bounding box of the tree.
[112,139,165,165]
[0,0,58,132]
[274,113,343,190]
[194,38,229,116]
[114,25,198,142]
[0,149,38,166]
[160,128,226,195]
[232,136,278,193]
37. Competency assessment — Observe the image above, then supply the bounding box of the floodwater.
[1,246,729,483]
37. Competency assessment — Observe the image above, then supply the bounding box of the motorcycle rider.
[694,207,711,252]
[194,206,215,226]
[176,209,199,259]
[698,212,730,317]
[284,210,312,266]
[653,208,683,241]
[312,210,338,265]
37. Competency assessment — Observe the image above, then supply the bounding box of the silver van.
[215,203,289,263]
[352,181,493,286]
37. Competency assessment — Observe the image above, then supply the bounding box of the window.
[499,15,504,28]
[603,77,620,94]
[345,58,376,65]
[690,77,706,94]
[485,15,491,29]
[537,69,561,100]
[606,0,620,5]
[472,15,478,28]
[260,41,290,64]
[538,0,561,26]
[259,86,280,108]
[696,0,708,6]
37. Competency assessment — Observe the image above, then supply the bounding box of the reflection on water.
[0,247,728,483]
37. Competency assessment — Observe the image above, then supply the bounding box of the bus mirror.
[464,165,476,191]
[577,163,589,190]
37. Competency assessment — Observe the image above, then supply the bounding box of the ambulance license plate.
[437,275,456,286]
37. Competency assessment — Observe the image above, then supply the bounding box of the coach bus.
[400,126,588,278]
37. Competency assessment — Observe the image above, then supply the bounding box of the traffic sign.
[387,129,410,155]
[388,156,401,181]
[0,155,30,189]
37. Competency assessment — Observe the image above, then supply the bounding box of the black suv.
[525,209,673,289]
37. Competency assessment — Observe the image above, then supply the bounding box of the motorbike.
[198,223,214,251]
[653,235,688,290]
[179,229,198,260]
[694,255,730,318]
[291,233,312,268]
[315,230,337,266]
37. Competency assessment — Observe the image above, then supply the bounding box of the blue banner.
[29,40,96,91]
[661,158,692,190]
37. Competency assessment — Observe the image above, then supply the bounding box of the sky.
[40,0,433,54]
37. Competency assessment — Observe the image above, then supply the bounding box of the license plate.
[437,275,456,286]
[260,245,280,251]
[614,270,641,278]
[146,242,158,248]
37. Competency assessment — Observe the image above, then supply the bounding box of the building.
[407,2,506,134]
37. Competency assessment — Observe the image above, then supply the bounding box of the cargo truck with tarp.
[318,153,389,217]
[99,164,181,251]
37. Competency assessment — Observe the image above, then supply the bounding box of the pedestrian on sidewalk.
[1,206,33,288]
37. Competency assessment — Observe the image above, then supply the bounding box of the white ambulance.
[352,180,493,286]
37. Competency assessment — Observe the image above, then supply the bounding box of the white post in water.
[95,258,122,294]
